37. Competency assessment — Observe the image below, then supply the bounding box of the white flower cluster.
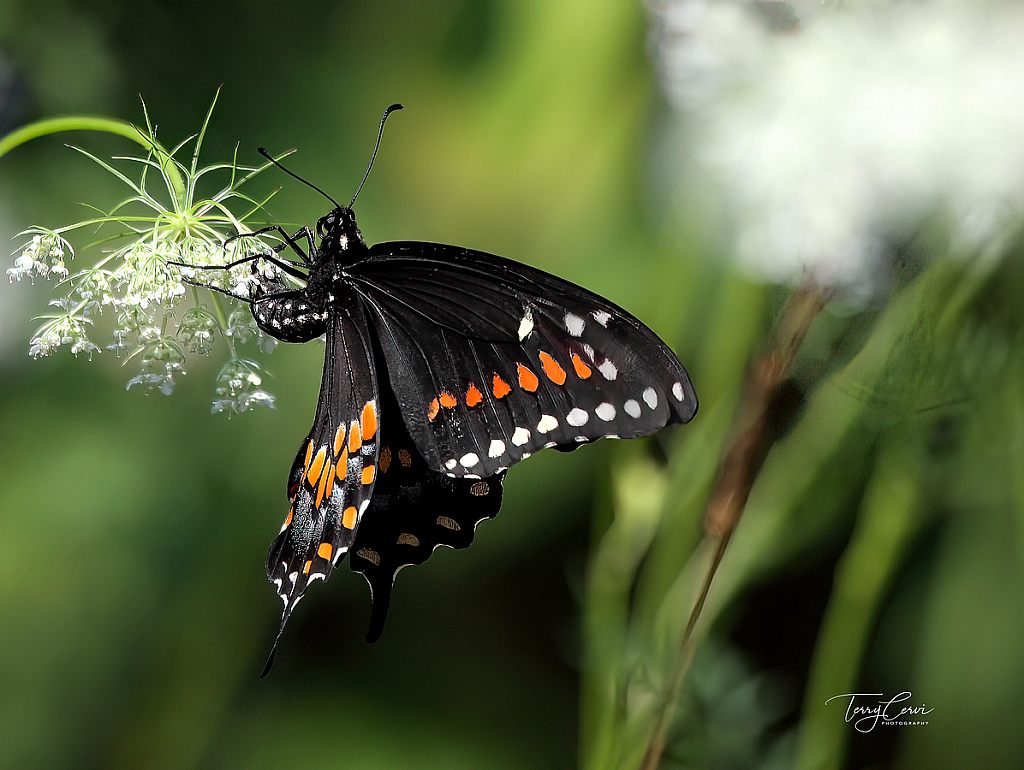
[9,227,266,385]
[6,96,286,411]
[212,358,276,415]
[7,231,72,282]
[653,1,1024,297]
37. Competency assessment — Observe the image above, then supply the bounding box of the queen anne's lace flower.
[8,231,73,282]
[212,358,276,414]
[7,98,279,409]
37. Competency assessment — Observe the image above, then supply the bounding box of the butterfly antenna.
[257,147,342,209]
[349,102,404,208]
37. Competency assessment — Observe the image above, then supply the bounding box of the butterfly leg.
[169,251,310,285]
[173,272,253,302]
[226,225,316,264]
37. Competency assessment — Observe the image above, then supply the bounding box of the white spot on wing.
[517,307,535,341]
[598,360,618,380]
[595,402,616,421]
[643,387,658,409]
[488,439,506,458]
[672,381,685,401]
[624,399,641,418]
[537,414,558,434]
[564,312,586,337]
[567,407,589,426]
[460,452,480,468]
[592,310,611,327]
[512,427,531,446]
[445,458,458,470]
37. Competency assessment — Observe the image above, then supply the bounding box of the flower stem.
[0,116,186,205]
[793,435,924,770]
[641,280,832,770]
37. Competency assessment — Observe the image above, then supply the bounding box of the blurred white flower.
[650,0,808,113]
[654,1,1024,297]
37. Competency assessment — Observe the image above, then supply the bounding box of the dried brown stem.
[641,280,832,770]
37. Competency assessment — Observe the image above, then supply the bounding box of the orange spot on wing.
[539,352,567,385]
[323,459,336,501]
[362,465,376,485]
[281,507,294,532]
[307,445,328,487]
[571,352,592,379]
[317,542,333,560]
[342,506,358,530]
[427,398,440,421]
[465,384,483,407]
[303,560,313,574]
[315,460,331,508]
[336,448,348,481]
[348,420,361,453]
[517,363,539,392]
[439,391,457,408]
[333,423,346,457]
[361,402,377,441]
[303,440,314,474]
[492,374,511,399]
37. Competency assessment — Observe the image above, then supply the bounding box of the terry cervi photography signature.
[825,692,933,732]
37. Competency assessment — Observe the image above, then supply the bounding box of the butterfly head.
[316,206,365,260]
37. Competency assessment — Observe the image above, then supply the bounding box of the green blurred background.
[3,1,1024,769]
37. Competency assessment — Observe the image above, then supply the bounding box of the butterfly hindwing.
[348,242,697,478]
[348,378,505,642]
[264,294,380,650]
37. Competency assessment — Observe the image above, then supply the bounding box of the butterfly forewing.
[349,242,697,479]
[265,301,381,644]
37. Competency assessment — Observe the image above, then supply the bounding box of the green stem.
[0,116,187,206]
[581,453,668,770]
[209,293,236,357]
[794,435,925,770]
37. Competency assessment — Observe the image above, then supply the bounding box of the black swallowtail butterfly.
[187,105,697,671]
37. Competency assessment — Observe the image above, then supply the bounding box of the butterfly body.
[249,207,364,342]
[247,200,697,658]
